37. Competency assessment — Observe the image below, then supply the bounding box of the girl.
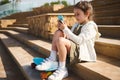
[36,1,100,80]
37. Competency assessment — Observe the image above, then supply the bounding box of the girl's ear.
[85,10,90,17]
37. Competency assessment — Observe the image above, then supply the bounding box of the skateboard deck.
[31,57,56,80]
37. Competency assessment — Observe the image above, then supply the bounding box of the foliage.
[0,0,10,5]
[43,0,68,7]
[44,3,49,6]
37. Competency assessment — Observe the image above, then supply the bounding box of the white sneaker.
[48,68,68,80]
[35,58,58,71]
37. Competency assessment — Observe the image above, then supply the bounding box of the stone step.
[0,33,81,80]
[0,52,6,79]
[72,54,120,80]
[95,38,120,60]
[0,30,51,57]
[0,27,28,34]
[8,24,29,28]
[56,2,120,13]
[0,29,120,60]
[95,8,120,17]
[98,25,119,37]
[0,40,26,80]
[0,33,45,80]
[98,25,120,39]
[95,16,120,25]
[94,3,120,11]
[92,0,120,7]
[0,30,120,80]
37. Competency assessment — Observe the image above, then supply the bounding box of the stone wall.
[27,13,76,40]
[0,19,16,28]
[33,4,64,15]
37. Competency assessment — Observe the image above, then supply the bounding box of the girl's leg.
[47,30,64,61]
[48,37,71,80]
[56,37,71,62]
[51,30,64,51]
[35,30,65,71]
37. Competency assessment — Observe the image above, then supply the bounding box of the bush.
[61,0,68,6]
[43,0,68,7]
[0,0,10,5]
[50,1,60,6]
[44,3,49,6]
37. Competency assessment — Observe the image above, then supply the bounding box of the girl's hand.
[57,20,67,30]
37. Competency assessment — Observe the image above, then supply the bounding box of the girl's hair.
[74,1,94,20]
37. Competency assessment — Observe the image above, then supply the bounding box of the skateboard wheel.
[31,63,36,69]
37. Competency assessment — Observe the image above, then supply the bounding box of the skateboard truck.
[40,71,53,80]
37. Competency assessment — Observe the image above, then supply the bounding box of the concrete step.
[95,16,120,25]
[98,25,120,39]
[92,0,120,7]
[0,30,120,80]
[95,8,120,17]
[0,33,81,80]
[0,33,45,80]
[0,30,51,57]
[0,52,6,79]
[49,33,120,60]
[0,29,120,60]
[94,3,120,11]
[8,24,29,28]
[72,54,120,80]
[0,40,26,80]
[0,27,28,34]
[95,38,120,60]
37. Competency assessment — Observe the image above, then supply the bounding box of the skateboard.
[40,71,54,80]
[31,57,55,80]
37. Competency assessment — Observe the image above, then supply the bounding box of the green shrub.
[43,0,68,7]
[0,0,10,5]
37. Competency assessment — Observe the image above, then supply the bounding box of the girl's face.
[74,8,89,24]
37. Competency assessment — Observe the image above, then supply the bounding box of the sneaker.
[35,58,58,71]
[48,68,68,80]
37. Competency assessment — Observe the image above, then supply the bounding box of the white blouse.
[63,21,99,61]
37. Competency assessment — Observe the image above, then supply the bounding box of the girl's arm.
[63,23,97,45]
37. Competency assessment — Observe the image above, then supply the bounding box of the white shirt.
[63,21,98,61]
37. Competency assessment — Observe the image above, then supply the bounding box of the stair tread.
[96,38,120,46]
[0,33,43,80]
[8,27,29,30]
[75,54,120,80]
[0,56,6,78]
[3,30,120,48]
[96,16,120,19]
[0,31,120,79]
[0,33,81,80]
[1,30,51,53]
[98,25,120,27]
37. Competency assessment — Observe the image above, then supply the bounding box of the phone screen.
[58,15,64,23]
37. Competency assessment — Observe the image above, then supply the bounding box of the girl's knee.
[57,37,65,45]
[54,30,64,37]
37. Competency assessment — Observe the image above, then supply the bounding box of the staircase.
[0,0,120,80]
[0,27,82,80]
[0,24,120,80]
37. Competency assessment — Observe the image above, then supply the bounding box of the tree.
[50,1,60,6]
[0,0,10,5]
[44,3,49,6]
[43,0,68,7]
[61,0,68,6]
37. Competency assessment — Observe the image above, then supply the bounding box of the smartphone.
[58,15,64,23]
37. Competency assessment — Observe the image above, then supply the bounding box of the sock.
[59,61,66,69]
[48,50,57,61]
